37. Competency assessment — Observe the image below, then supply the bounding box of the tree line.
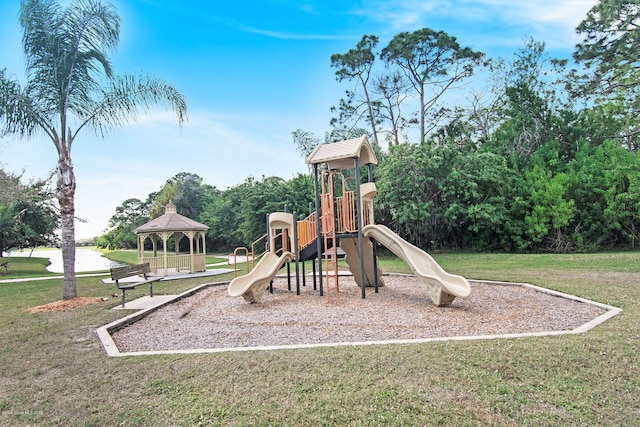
[96,172,315,252]
[98,131,640,254]
[100,0,640,254]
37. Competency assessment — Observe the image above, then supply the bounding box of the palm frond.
[75,73,188,138]
[0,69,54,140]
[19,0,120,123]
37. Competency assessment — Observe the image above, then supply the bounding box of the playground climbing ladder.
[321,170,341,301]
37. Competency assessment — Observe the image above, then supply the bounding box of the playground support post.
[313,164,324,296]
[368,163,379,293]
[284,205,291,292]
[306,202,313,289]
[367,162,379,293]
[354,157,366,299]
[312,258,317,290]
[372,237,379,293]
[266,213,274,294]
[293,211,300,295]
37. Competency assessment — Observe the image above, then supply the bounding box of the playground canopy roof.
[305,135,378,170]
[134,202,209,234]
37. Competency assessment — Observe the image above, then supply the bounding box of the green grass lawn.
[0,252,638,426]
[0,256,52,279]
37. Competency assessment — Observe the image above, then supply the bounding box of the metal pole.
[293,211,300,295]
[369,162,378,293]
[313,163,323,297]
[302,259,306,287]
[373,237,379,293]
[305,201,312,288]
[267,213,273,294]
[354,158,366,299]
[283,204,292,291]
[312,258,317,290]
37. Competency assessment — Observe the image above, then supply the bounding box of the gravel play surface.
[111,275,607,353]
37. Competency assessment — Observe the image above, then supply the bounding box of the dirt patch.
[28,297,103,313]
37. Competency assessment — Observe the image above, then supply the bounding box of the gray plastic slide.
[363,224,471,306]
[228,251,294,303]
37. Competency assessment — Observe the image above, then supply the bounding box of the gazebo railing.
[141,253,206,275]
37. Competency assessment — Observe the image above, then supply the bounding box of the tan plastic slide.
[228,251,294,303]
[363,224,471,306]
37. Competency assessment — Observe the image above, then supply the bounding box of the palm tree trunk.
[57,156,77,300]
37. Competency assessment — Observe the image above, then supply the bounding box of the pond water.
[6,247,125,273]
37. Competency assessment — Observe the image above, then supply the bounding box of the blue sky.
[0,0,598,239]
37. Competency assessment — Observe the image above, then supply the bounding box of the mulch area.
[28,297,104,313]
[111,276,608,352]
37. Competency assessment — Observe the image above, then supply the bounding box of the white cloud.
[351,0,598,52]
[471,0,596,26]
[234,24,352,41]
[351,0,441,32]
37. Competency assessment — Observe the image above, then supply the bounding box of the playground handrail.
[336,190,357,233]
[231,233,267,277]
[297,211,317,251]
[231,247,249,278]
[250,234,268,266]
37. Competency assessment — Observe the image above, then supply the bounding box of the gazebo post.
[162,232,169,275]
[137,234,143,264]
[203,232,207,271]
[189,231,195,273]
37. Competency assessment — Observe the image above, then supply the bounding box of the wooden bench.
[109,263,161,307]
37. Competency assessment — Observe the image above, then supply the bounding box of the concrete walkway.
[0,267,234,284]
[107,268,236,310]
[1,267,235,312]
[101,267,234,284]
[111,294,180,311]
[0,272,104,283]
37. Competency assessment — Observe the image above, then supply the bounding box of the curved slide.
[363,224,471,306]
[228,251,294,303]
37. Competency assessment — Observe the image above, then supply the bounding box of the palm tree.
[0,0,187,299]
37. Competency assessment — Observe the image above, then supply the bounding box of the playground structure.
[227,135,471,306]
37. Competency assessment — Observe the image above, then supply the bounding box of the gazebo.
[134,202,209,275]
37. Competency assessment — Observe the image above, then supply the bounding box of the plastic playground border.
[96,277,623,357]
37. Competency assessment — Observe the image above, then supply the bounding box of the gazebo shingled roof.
[134,202,208,234]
